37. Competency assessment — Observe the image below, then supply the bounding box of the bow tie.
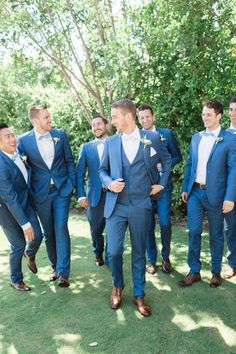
[122,134,139,142]
[203,132,215,137]
[12,152,19,161]
[95,140,105,145]
[38,132,51,140]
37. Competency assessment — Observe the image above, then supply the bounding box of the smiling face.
[32,109,52,134]
[0,127,17,154]
[137,109,155,130]
[111,107,130,133]
[91,117,107,139]
[202,106,221,131]
[229,102,236,128]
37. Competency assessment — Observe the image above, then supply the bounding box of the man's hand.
[182,192,188,204]
[109,178,125,193]
[78,198,89,209]
[150,184,164,196]
[223,200,234,214]
[23,226,34,241]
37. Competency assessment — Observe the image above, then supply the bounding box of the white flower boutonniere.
[20,154,29,167]
[140,135,152,149]
[53,137,60,145]
[160,134,166,141]
[215,137,223,144]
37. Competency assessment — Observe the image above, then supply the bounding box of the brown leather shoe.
[178,273,201,287]
[110,285,123,310]
[58,275,70,288]
[49,268,57,281]
[95,256,104,266]
[224,267,236,279]
[134,297,151,317]
[210,273,222,288]
[147,264,157,274]
[162,259,172,273]
[11,282,31,291]
[24,253,37,274]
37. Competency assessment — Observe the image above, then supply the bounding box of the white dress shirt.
[95,138,106,161]
[195,126,221,184]
[229,124,236,132]
[122,126,140,164]
[34,129,54,169]
[2,151,30,230]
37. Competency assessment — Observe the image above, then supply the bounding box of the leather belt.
[194,182,206,190]
[102,187,107,192]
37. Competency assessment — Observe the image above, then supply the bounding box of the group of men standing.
[0,97,236,317]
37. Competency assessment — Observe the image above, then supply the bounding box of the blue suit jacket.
[156,127,182,168]
[76,140,103,207]
[18,129,76,203]
[99,129,172,218]
[0,151,33,227]
[182,128,236,205]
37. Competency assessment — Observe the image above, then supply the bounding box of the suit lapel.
[113,134,122,176]
[193,132,203,170]
[50,129,59,167]
[140,130,155,184]
[29,130,50,170]
[0,151,27,185]
[92,140,101,167]
[208,128,225,163]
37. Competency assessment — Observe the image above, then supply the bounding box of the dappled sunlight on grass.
[172,309,236,346]
[116,309,126,323]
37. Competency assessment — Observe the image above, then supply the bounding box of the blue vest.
[117,144,152,210]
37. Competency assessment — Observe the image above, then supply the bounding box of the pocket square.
[150,147,157,157]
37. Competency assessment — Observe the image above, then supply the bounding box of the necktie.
[38,132,51,140]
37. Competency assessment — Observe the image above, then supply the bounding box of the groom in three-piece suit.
[0,123,42,291]
[180,100,236,288]
[18,105,76,288]
[137,104,182,275]
[77,115,108,266]
[99,99,171,316]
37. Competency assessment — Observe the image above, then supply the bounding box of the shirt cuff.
[78,197,87,202]
[21,222,31,231]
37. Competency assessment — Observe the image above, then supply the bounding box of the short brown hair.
[203,100,223,115]
[229,97,236,105]
[111,99,136,119]
[137,104,154,116]
[91,115,108,125]
[28,104,48,122]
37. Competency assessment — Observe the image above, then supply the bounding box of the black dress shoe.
[24,253,37,274]
[58,275,70,288]
[11,282,31,291]
[49,269,57,281]
[95,256,104,266]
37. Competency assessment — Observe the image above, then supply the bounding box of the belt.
[102,187,107,192]
[50,183,55,189]
[194,182,206,190]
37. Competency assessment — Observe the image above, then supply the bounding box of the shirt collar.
[205,126,221,137]
[142,126,156,132]
[122,126,140,139]
[34,128,51,140]
[229,124,236,131]
[2,151,15,159]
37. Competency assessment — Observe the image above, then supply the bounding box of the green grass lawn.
[0,212,236,354]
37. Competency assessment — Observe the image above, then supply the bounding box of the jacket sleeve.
[182,140,193,193]
[98,140,113,189]
[63,131,76,188]
[0,168,28,226]
[167,130,182,168]
[156,135,172,187]
[76,144,87,199]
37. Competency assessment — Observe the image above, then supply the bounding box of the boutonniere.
[53,137,60,145]
[20,154,29,167]
[160,134,166,141]
[140,135,152,149]
[215,137,223,144]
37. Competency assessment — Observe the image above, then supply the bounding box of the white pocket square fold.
[150,147,157,157]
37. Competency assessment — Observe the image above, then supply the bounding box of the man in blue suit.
[99,99,171,316]
[0,123,42,291]
[224,96,236,279]
[180,100,236,287]
[77,115,108,266]
[137,104,182,274]
[18,105,76,288]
